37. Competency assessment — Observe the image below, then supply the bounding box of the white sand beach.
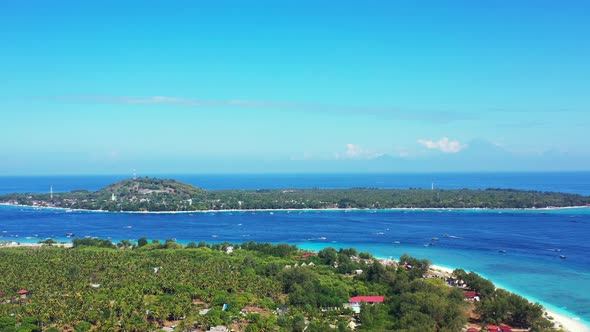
[0,241,73,248]
[545,309,590,332]
[430,264,590,332]
[2,202,590,215]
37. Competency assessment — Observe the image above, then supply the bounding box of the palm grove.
[0,239,557,332]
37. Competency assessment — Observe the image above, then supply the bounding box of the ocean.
[1,171,590,195]
[1,172,589,327]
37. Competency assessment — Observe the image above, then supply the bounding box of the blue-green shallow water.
[1,205,589,327]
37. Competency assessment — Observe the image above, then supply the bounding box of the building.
[464,290,479,301]
[345,296,385,313]
[18,290,29,299]
[499,324,513,332]
[487,325,500,332]
[349,296,385,304]
[209,326,229,332]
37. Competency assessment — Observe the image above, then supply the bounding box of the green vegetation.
[1,177,589,212]
[453,269,555,331]
[0,240,556,331]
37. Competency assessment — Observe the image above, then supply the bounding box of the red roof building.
[464,291,477,298]
[499,324,512,332]
[17,289,29,299]
[349,296,385,303]
[467,328,479,332]
[293,253,317,259]
[487,325,500,332]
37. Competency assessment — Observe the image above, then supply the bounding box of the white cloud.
[335,144,384,160]
[417,137,467,153]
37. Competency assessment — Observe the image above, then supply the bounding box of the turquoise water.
[2,172,589,328]
[1,205,589,327]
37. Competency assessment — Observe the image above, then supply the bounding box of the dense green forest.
[0,240,558,331]
[1,177,589,212]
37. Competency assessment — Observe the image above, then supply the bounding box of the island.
[0,239,562,331]
[1,177,589,212]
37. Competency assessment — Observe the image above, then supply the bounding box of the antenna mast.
[133,169,137,180]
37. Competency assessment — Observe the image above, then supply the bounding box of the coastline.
[429,264,590,332]
[0,241,73,249]
[3,203,590,331]
[2,202,589,214]
[3,240,589,331]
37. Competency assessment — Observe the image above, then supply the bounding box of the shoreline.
[0,241,73,248]
[2,202,589,214]
[3,240,589,331]
[429,264,590,332]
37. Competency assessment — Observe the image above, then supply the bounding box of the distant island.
[1,177,589,212]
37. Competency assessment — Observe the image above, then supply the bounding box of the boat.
[66,233,75,237]
[560,255,567,259]
[498,249,507,253]
[443,234,462,239]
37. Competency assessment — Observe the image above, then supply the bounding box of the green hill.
[98,177,204,198]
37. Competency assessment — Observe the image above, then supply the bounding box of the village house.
[487,324,500,332]
[344,296,385,313]
[18,289,29,299]
[293,252,317,259]
[464,290,480,301]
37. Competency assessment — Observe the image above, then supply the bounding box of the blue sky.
[1,1,588,174]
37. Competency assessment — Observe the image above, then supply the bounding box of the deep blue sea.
[1,173,589,327]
